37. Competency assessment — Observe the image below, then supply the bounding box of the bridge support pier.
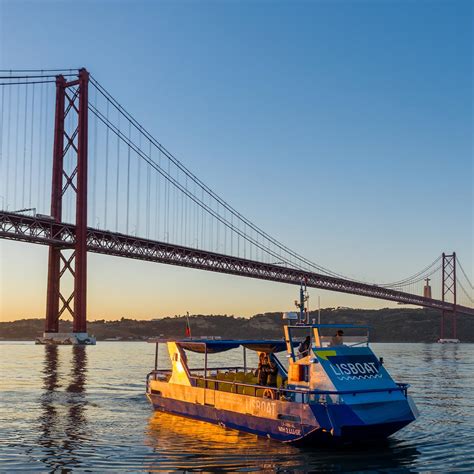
[439,253,458,342]
[42,69,93,344]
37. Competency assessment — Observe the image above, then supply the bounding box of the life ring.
[263,388,275,400]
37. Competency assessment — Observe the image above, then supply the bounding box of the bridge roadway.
[1,211,473,316]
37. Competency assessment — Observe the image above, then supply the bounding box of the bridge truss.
[1,211,472,316]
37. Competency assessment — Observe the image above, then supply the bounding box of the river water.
[1,341,473,472]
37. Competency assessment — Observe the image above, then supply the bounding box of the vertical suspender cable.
[136,130,141,235]
[172,164,176,243]
[43,81,49,213]
[126,120,131,233]
[216,202,219,252]
[7,77,12,209]
[104,99,109,228]
[165,157,169,241]
[174,161,177,243]
[170,160,174,242]
[115,109,120,232]
[7,78,12,209]
[230,212,233,256]
[184,174,188,246]
[180,169,184,244]
[201,187,204,250]
[224,207,227,256]
[146,139,151,238]
[166,160,172,242]
[36,80,43,211]
[92,85,98,227]
[22,82,28,207]
[256,230,258,262]
[177,166,181,244]
[164,148,167,240]
[209,192,213,252]
[155,148,160,239]
[193,180,197,247]
[14,80,20,208]
[28,83,35,207]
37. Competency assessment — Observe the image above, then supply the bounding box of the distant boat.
[437,338,460,344]
[35,332,96,345]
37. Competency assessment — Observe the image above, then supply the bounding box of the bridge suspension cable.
[0,70,472,313]
[455,255,474,307]
[89,75,363,279]
[381,256,442,287]
[456,256,474,289]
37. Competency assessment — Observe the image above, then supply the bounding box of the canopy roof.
[151,339,289,354]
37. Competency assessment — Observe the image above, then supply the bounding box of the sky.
[0,0,472,322]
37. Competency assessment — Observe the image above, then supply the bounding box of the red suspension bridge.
[0,68,472,340]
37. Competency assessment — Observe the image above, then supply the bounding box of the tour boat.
[146,311,418,444]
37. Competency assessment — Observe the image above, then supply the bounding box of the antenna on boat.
[295,280,309,324]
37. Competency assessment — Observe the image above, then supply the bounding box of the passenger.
[330,330,344,347]
[266,355,278,388]
[298,336,311,357]
[255,353,269,386]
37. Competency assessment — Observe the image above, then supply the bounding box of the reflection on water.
[1,342,473,472]
[145,411,421,472]
[146,411,297,472]
[37,346,88,471]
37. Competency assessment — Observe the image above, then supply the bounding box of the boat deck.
[149,365,292,399]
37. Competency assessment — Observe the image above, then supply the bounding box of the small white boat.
[437,338,460,344]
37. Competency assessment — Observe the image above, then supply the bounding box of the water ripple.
[0,342,473,472]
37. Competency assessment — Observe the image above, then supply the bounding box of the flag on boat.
[185,312,191,337]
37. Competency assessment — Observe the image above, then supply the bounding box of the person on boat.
[266,355,278,388]
[298,336,311,357]
[330,330,344,346]
[255,353,269,386]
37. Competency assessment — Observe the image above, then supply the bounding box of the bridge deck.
[1,211,472,316]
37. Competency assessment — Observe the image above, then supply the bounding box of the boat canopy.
[173,339,289,354]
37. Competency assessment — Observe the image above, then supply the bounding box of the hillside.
[1,308,472,342]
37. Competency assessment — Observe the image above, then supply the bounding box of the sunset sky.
[0,0,472,322]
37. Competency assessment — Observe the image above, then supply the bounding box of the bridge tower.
[42,68,92,344]
[440,252,457,341]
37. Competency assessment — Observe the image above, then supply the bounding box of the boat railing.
[188,366,248,373]
[146,369,409,403]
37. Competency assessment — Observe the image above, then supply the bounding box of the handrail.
[146,369,410,400]
[188,366,247,372]
[147,366,251,373]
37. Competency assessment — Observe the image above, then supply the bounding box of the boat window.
[286,326,314,360]
[316,326,370,347]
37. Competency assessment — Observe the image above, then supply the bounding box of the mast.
[295,280,309,324]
